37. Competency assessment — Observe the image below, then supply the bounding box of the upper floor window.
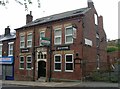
[65,54,74,72]
[20,35,25,48]
[94,14,98,25]
[54,28,62,45]
[27,33,32,47]
[65,26,73,44]
[54,54,62,71]
[40,31,45,46]
[8,42,14,56]
[0,44,2,57]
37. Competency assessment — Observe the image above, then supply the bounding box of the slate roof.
[0,32,16,42]
[15,7,90,30]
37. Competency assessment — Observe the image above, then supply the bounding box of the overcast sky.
[0,0,119,40]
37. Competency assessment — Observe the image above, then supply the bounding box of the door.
[38,61,46,78]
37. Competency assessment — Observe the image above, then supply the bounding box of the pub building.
[0,26,16,80]
[14,1,107,81]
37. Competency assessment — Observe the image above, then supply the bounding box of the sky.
[0,0,119,40]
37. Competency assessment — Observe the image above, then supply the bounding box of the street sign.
[41,37,50,46]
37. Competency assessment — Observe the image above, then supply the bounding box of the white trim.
[26,55,32,70]
[54,28,62,45]
[8,42,14,44]
[27,33,32,47]
[65,26,73,44]
[65,54,74,72]
[54,54,62,72]
[20,35,25,48]
[8,42,14,56]
[19,56,24,70]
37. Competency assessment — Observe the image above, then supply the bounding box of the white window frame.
[8,42,14,56]
[54,28,62,45]
[27,33,32,47]
[19,56,24,70]
[26,55,32,70]
[20,35,25,48]
[0,44,2,57]
[65,26,73,44]
[65,54,74,72]
[54,54,62,72]
[40,31,45,46]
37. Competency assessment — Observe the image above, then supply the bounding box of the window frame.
[27,33,33,47]
[54,28,62,45]
[65,54,74,72]
[8,42,14,56]
[20,34,25,48]
[65,26,73,44]
[19,56,24,70]
[26,55,32,70]
[54,54,62,72]
[0,44,2,57]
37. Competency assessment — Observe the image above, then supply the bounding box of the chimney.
[98,16,104,29]
[4,26,11,36]
[87,0,94,8]
[26,11,33,24]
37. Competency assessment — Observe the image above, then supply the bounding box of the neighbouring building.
[14,0,107,81]
[0,26,16,80]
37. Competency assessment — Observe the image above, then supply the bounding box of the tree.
[0,0,41,10]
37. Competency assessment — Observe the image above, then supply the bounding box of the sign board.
[21,48,30,53]
[56,45,70,51]
[41,37,50,46]
[0,56,14,64]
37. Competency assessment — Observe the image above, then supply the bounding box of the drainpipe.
[32,27,36,81]
[48,26,52,82]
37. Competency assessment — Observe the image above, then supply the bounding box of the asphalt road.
[1,85,120,89]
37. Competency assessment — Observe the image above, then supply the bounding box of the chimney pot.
[4,26,11,36]
[26,11,33,24]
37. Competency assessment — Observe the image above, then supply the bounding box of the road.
[1,84,119,89]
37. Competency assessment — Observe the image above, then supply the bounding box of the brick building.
[0,26,16,80]
[14,0,107,81]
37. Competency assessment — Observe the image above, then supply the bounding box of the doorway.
[38,61,46,78]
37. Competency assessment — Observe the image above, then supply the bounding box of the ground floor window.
[54,54,62,71]
[19,56,24,69]
[26,55,32,70]
[65,54,74,72]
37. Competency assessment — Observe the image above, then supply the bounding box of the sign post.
[41,37,50,46]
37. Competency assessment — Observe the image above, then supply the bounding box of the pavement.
[1,80,119,87]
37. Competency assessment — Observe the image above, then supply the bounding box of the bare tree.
[0,0,41,10]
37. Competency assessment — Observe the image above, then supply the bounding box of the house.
[0,26,16,80]
[14,0,107,81]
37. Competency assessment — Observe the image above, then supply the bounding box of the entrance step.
[37,77,46,82]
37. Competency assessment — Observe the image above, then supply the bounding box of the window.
[85,38,93,46]
[38,52,47,59]
[26,55,32,70]
[94,14,98,25]
[40,31,45,46]
[19,56,24,69]
[54,54,62,71]
[20,35,25,48]
[27,33,32,47]
[54,28,62,45]
[65,26,73,44]
[65,54,73,72]
[8,42,14,56]
[0,44,2,57]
